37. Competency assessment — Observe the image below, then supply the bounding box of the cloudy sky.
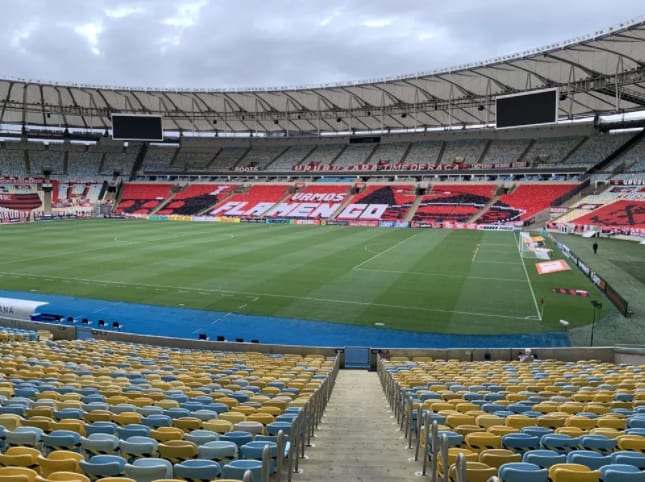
[2,1,644,90]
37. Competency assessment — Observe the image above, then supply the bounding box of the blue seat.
[602,465,645,482]
[266,421,292,437]
[119,436,159,461]
[522,449,567,468]
[198,440,238,463]
[612,451,645,469]
[85,422,118,436]
[578,434,616,454]
[433,431,464,449]
[42,430,81,454]
[79,454,127,478]
[521,426,553,438]
[539,433,579,453]
[241,440,278,473]
[502,433,540,454]
[220,431,254,448]
[222,458,263,481]
[142,414,172,428]
[80,433,120,457]
[117,423,151,439]
[174,459,222,480]
[600,464,640,478]
[124,457,173,482]
[566,449,613,470]
[185,429,219,446]
[498,461,548,482]
[53,408,84,420]
[5,426,44,448]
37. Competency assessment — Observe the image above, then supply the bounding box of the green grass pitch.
[0,219,609,334]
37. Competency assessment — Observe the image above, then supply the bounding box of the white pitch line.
[473,260,519,265]
[0,269,534,322]
[514,231,542,320]
[355,267,526,283]
[352,233,420,271]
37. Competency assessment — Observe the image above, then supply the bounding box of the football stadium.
[1,11,645,482]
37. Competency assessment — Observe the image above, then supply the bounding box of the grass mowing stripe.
[514,231,543,321]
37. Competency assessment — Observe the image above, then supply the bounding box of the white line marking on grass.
[0,270,534,322]
[238,304,247,309]
[473,260,519,265]
[515,231,542,321]
[472,243,480,262]
[355,267,526,283]
[352,233,420,271]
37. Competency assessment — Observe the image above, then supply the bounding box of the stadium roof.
[2,17,645,135]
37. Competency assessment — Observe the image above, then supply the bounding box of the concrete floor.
[292,370,425,482]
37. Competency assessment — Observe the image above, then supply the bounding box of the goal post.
[519,231,551,260]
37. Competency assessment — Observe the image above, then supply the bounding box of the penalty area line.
[352,232,420,271]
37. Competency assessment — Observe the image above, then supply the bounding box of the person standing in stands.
[593,241,598,255]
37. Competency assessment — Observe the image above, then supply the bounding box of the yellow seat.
[0,466,38,482]
[549,463,600,482]
[0,446,41,469]
[36,451,84,477]
[151,426,185,442]
[157,440,198,463]
[219,412,246,424]
[448,461,497,482]
[172,417,202,432]
[479,448,521,468]
[566,415,596,430]
[201,419,233,434]
[465,432,502,453]
[617,434,645,452]
[505,415,534,429]
[437,448,478,476]
[487,425,519,436]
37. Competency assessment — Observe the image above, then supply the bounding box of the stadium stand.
[440,139,487,165]
[66,148,101,179]
[523,137,582,166]
[402,140,444,165]
[563,133,631,167]
[371,142,409,165]
[332,143,377,167]
[52,181,103,216]
[115,183,174,215]
[496,183,579,222]
[381,355,645,482]
[210,184,289,217]
[412,184,497,224]
[28,146,65,176]
[266,184,350,219]
[482,139,531,165]
[156,183,237,216]
[616,137,645,172]
[267,145,315,171]
[0,142,29,177]
[344,184,417,221]
[210,146,249,171]
[566,200,645,229]
[99,150,137,178]
[239,145,286,171]
[142,144,179,173]
[304,144,345,166]
[0,336,334,482]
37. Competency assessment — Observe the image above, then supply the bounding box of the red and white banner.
[536,259,571,275]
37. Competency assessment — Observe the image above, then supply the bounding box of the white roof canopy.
[2,18,645,135]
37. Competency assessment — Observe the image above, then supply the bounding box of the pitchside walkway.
[294,370,420,482]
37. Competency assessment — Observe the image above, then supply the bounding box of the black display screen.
[496,89,558,129]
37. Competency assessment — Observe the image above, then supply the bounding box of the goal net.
[518,232,551,260]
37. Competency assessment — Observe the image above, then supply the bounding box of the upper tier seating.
[156,184,237,216]
[100,151,137,177]
[332,144,376,167]
[404,141,443,165]
[371,143,409,165]
[269,145,315,171]
[0,146,28,177]
[210,147,249,171]
[563,134,631,167]
[305,144,344,165]
[115,183,174,215]
[616,138,645,172]
[523,137,581,165]
[29,149,65,176]
[67,151,101,179]
[483,139,531,165]
[142,145,179,173]
[440,140,487,165]
[240,146,286,170]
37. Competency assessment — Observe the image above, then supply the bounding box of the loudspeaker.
[98,320,106,327]
[251,339,259,344]
[43,169,52,177]
[235,338,244,343]
[67,316,74,323]
[112,321,121,329]
[198,333,207,340]
[216,335,225,342]
[81,318,89,325]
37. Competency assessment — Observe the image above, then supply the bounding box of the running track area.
[1,289,569,349]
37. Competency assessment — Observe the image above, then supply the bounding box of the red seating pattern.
[496,184,577,221]
[568,200,645,228]
[210,184,289,217]
[116,183,173,215]
[412,184,496,224]
[341,185,416,221]
[157,184,237,216]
